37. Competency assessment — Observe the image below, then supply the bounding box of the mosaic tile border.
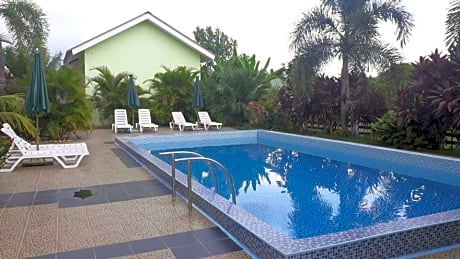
[116,130,460,258]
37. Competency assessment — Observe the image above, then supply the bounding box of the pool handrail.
[175,156,237,206]
[160,150,236,208]
[160,151,217,202]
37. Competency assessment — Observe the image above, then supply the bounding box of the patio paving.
[0,126,458,258]
[0,127,251,259]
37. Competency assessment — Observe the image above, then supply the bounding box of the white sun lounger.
[137,109,158,132]
[197,111,222,130]
[1,123,87,151]
[113,109,133,133]
[0,123,89,172]
[169,112,198,131]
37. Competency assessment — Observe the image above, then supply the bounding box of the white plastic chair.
[113,109,133,133]
[137,109,158,132]
[197,111,222,130]
[0,124,89,172]
[169,112,198,131]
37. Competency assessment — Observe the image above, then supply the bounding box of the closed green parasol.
[193,77,203,108]
[23,49,50,150]
[126,74,140,127]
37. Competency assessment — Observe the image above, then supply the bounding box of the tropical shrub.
[373,50,460,149]
[276,55,317,131]
[245,101,266,128]
[89,66,130,125]
[144,66,198,124]
[202,52,276,126]
[0,94,36,137]
[43,66,94,140]
[311,75,340,133]
[371,110,429,149]
[348,71,387,135]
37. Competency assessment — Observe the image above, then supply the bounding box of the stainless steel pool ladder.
[159,151,237,212]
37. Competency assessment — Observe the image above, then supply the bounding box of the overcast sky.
[36,0,451,75]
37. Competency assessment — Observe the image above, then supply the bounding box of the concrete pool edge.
[116,130,460,258]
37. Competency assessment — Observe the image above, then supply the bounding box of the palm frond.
[290,6,340,52]
[0,0,49,49]
[297,36,337,68]
[0,32,12,44]
[446,0,460,48]
[371,0,414,47]
[0,111,36,137]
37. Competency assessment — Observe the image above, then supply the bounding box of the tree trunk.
[0,42,6,95]
[340,55,350,135]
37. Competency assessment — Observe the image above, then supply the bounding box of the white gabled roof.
[64,11,215,64]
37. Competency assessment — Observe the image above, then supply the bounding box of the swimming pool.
[116,130,460,258]
[153,143,460,240]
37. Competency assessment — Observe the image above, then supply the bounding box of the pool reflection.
[153,144,460,239]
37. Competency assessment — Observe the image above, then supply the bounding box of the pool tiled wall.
[257,130,460,186]
[116,130,460,258]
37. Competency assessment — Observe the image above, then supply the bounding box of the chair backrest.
[114,109,129,125]
[1,124,31,154]
[198,112,212,123]
[138,109,152,124]
[172,112,186,124]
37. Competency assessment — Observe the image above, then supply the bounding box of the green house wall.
[84,21,201,93]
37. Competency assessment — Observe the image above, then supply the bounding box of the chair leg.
[55,154,87,169]
[0,157,23,173]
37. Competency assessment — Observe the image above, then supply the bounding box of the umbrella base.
[22,158,54,167]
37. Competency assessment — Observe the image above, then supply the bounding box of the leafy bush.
[371,110,429,149]
[389,49,460,149]
[145,66,198,125]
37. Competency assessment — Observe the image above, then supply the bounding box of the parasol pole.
[35,115,40,150]
[132,109,135,131]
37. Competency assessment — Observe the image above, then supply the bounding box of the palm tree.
[144,66,198,124]
[0,0,49,91]
[203,51,276,126]
[89,66,130,125]
[290,0,413,134]
[446,0,460,49]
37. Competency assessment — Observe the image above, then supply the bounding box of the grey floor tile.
[193,227,227,242]
[171,244,211,259]
[26,254,57,259]
[162,232,200,248]
[202,238,242,255]
[58,197,84,208]
[129,237,166,254]
[94,242,132,258]
[57,248,95,259]
[111,148,140,168]
[35,190,58,199]
[7,191,35,207]
[33,197,57,205]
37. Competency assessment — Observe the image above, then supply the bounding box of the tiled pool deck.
[117,130,460,258]
[0,128,250,259]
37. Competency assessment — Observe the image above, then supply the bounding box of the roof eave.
[64,11,215,63]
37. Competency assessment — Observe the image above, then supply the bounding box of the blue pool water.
[154,144,460,239]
